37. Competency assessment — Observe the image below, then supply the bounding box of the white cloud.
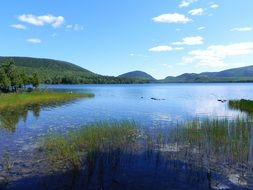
[230,27,252,32]
[66,24,84,31]
[188,8,204,16]
[152,13,191,24]
[18,14,64,28]
[27,38,41,44]
[173,36,203,45]
[197,26,205,30]
[10,24,26,30]
[174,47,185,50]
[182,42,253,67]
[210,4,219,9]
[149,45,183,52]
[179,0,198,8]
[149,46,173,52]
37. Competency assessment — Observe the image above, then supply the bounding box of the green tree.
[2,61,23,91]
[20,72,29,85]
[31,73,40,88]
[0,68,11,92]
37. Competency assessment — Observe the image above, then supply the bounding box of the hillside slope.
[0,57,94,74]
[0,57,147,84]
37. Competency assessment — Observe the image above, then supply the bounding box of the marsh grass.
[229,99,253,114]
[39,118,253,188]
[168,118,253,167]
[41,118,253,170]
[2,152,14,172]
[0,90,94,110]
[41,121,138,170]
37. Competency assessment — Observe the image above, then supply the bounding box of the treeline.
[41,74,149,84]
[0,61,39,92]
[17,68,149,84]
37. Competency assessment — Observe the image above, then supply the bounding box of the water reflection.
[0,100,81,132]
[3,152,228,190]
[0,105,40,132]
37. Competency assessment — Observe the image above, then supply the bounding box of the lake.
[0,83,253,189]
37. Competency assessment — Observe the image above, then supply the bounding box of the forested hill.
[119,71,156,81]
[0,57,94,74]
[0,57,148,84]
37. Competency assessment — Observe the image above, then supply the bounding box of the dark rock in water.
[217,99,227,103]
[141,97,144,99]
[151,98,165,101]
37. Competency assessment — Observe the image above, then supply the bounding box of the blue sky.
[0,0,253,79]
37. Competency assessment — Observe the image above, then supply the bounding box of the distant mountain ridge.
[118,71,156,81]
[162,65,253,83]
[1,56,253,83]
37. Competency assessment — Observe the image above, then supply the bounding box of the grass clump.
[0,90,94,109]
[229,99,253,113]
[41,121,138,170]
[171,118,253,165]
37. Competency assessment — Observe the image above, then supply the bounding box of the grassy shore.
[0,91,94,109]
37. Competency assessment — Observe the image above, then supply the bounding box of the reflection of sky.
[45,83,253,124]
[1,83,253,156]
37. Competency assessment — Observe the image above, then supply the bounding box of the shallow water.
[1,83,253,189]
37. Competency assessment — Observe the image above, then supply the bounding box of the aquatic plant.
[2,152,14,172]
[168,118,253,174]
[0,90,94,109]
[41,121,138,170]
[229,99,253,114]
[39,118,253,188]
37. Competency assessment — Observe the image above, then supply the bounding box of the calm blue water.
[1,83,253,189]
[1,83,253,141]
